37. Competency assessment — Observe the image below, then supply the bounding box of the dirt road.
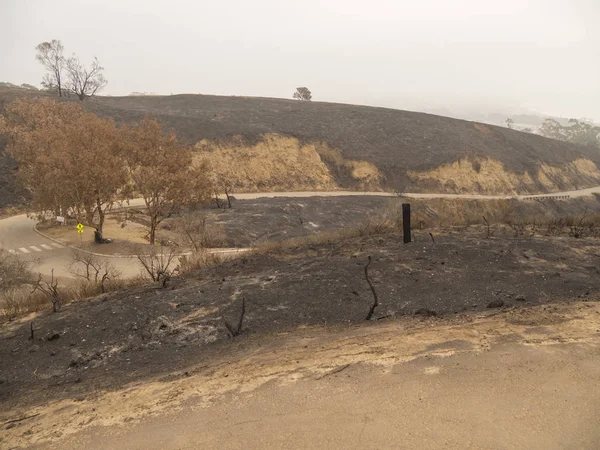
[5,300,600,449]
[119,185,600,204]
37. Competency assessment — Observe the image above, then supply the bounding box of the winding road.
[1,186,599,280]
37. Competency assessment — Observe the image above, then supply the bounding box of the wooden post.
[402,203,411,244]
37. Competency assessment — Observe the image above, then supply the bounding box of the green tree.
[293,87,312,101]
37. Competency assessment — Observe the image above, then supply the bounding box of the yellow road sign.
[77,223,84,234]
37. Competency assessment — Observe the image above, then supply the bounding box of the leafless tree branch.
[364,256,379,320]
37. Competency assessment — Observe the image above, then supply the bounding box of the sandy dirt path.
[4,300,600,449]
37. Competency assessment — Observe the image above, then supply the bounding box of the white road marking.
[8,249,17,254]
[30,246,42,252]
[41,244,53,250]
[51,243,63,248]
[19,247,30,254]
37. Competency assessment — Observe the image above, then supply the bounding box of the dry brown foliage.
[0,98,127,233]
[120,119,212,244]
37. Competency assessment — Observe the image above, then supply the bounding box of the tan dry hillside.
[2,86,600,205]
[195,135,382,192]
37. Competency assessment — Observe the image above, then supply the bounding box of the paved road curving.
[115,185,600,205]
[2,186,599,279]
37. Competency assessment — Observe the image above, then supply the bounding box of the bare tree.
[137,246,179,287]
[173,213,226,251]
[35,40,65,97]
[0,249,35,289]
[66,56,107,100]
[505,118,514,129]
[293,87,312,101]
[69,249,121,293]
[32,270,60,312]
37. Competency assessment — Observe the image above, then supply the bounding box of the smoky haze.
[1,0,599,121]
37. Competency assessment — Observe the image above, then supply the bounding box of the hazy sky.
[2,0,599,120]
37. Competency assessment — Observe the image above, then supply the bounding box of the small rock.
[487,299,504,309]
[515,295,527,302]
[131,324,138,331]
[351,290,359,296]
[351,253,359,258]
[414,308,437,317]
[50,351,56,356]
[28,345,40,353]
[47,332,61,341]
[6,423,15,430]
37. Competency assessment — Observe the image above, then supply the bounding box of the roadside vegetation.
[2,193,600,321]
[0,98,215,243]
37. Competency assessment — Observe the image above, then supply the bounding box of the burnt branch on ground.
[224,297,246,337]
[364,256,379,320]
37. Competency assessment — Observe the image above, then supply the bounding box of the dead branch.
[315,363,351,380]
[224,297,246,337]
[137,247,178,286]
[29,322,34,340]
[32,269,60,312]
[483,216,490,238]
[364,256,379,320]
[428,232,435,244]
[2,413,40,426]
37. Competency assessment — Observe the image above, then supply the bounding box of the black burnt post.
[402,203,411,244]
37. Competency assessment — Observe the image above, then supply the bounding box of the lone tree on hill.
[35,40,65,97]
[293,87,312,101]
[65,55,107,100]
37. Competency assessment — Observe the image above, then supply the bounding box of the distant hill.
[1,85,600,208]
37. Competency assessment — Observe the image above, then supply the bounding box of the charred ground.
[2,86,600,209]
[2,229,600,415]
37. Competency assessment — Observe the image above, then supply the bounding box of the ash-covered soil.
[1,231,599,415]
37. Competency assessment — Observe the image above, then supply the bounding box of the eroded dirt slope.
[3,300,600,449]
